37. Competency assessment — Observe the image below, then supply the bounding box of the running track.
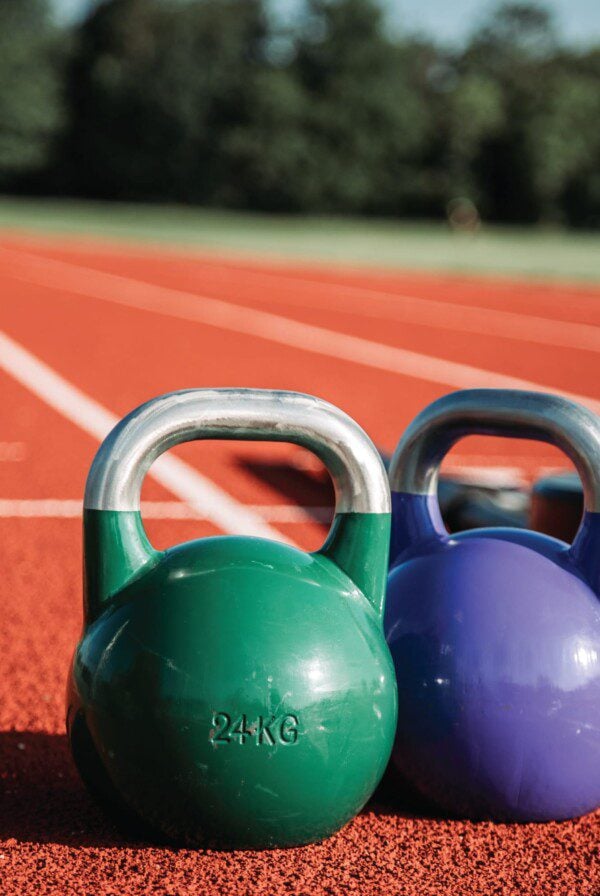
[0,232,598,895]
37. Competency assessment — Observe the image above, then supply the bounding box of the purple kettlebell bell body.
[386,391,600,822]
[387,493,600,821]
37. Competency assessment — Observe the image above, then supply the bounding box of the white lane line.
[0,465,572,519]
[227,271,600,353]
[5,244,599,352]
[0,330,294,543]
[0,498,332,523]
[3,248,600,413]
[132,254,599,354]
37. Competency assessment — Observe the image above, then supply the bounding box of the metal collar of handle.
[84,388,390,515]
[389,389,600,513]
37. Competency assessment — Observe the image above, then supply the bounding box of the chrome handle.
[85,388,390,515]
[389,389,600,513]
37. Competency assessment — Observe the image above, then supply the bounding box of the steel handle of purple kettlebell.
[85,388,390,516]
[389,389,600,513]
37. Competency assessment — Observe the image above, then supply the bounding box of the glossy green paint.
[83,510,159,621]
[69,510,396,849]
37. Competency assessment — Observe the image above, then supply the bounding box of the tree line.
[1,0,599,227]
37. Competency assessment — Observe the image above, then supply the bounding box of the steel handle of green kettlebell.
[85,389,389,514]
[389,389,600,513]
[83,389,391,617]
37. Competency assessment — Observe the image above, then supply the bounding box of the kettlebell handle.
[84,389,391,620]
[389,389,600,514]
[86,389,389,514]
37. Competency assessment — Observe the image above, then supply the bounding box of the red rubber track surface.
[0,233,598,895]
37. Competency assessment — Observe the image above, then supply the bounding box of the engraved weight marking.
[211,711,232,744]
[257,716,275,745]
[280,714,299,744]
[231,714,253,745]
[210,712,300,746]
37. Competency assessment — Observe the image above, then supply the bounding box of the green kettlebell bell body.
[68,391,396,849]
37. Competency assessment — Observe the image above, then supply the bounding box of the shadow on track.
[0,729,126,847]
[236,457,334,522]
[368,764,442,821]
[0,729,438,848]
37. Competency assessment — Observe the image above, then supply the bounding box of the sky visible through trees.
[2,0,600,227]
[50,0,600,45]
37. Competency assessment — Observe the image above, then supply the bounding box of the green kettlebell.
[67,389,396,849]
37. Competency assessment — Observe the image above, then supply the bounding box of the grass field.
[1,195,600,282]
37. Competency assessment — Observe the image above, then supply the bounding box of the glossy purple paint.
[385,491,600,821]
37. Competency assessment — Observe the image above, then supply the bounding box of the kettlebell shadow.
[0,729,149,848]
[364,761,444,821]
[0,728,439,847]
[236,455,334,521]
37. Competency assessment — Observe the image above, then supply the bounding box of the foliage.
[60,0,268,200]
[0,0,66,188]
[528,57,600,226]
[223,0,435,213]
[1,0,599,226]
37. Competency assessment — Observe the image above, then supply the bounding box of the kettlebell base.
[70,707,358,850]
[391,752,599,824]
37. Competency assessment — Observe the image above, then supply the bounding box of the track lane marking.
[0,459,572,519]
[7,233,600,303]
[0,330,295,543]
[221,272,600,353]
[4,243,600,351]
[2,248,600,413]
[0,498,332,523]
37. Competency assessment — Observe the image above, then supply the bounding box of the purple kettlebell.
[385,389,600,821]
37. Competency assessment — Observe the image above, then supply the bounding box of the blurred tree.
[445,73,506,207]
[294,0,435,214]
[61,0,268,200]
[217,67,315,210]
[0,0,66,189]
[225,0,436,214]
[559,49,600,228]
[60,0,436,214]
[452,2,559,222]
[527,54,600,226]
[467,1,557,64]
[1,0,598,227]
